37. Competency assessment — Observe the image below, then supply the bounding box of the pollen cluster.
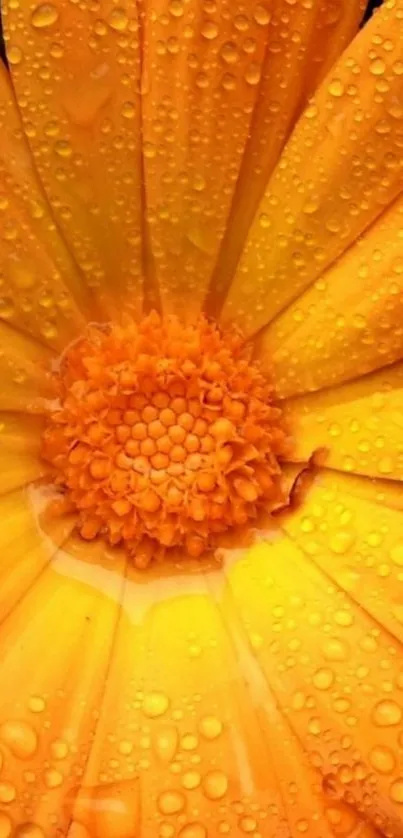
[42,313,287,566]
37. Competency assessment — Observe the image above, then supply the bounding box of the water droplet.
[8,46,23,65]
[50,739,68,760]
[31,3,59,28]
[71,780,140,838]
[244,63,261,85]
[0,782,16,804]
[28,696,46,713]
[329,530,355,554]
[142,692,170,718]
[122,102,136,120]
[201,21,218,39]
[253,4,271,25]
[182,771,201,790]
[219,41,237,65]
[108,8,129,31]
[153,725,178,763]
[313,668,334,690]
[390,778,403,803]
[328,79,345,97]
[44,768,63,788]
[0,720,38,759]
[181,734,198,751]
[157,790,186,815]
[54,140,73,159]
[168,0,184,17]
[239,816,257,833]
[178,824,207,838]
[322,639,348,662]
[372,699,402,727]
[202,770,228,800]
[0,813,12,838]
[369,745,396,774]
[370,57,386,76]
[198,715,223,740]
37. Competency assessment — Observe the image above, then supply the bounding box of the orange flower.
[0,0,403,835]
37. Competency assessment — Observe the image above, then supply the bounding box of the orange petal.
[0,321,53,412]
[256,193,403,398]
[282,361,403,480]
[0,537,126,833]
[0,63,90,349]
[222,1,403,336]
[142,0,364,319]
[0,413,48,493]
[226,528,403,837]
[3,0,145,318]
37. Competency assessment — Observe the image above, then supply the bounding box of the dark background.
[0,0,386,72]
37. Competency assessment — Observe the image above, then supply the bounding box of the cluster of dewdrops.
[42,312,287,567]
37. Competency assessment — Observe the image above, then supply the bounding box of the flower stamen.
[42,312,288,567]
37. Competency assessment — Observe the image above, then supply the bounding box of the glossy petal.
[256,192,403,397]
[0,413,48,493]
[0,488,75,621]
[0,538,126,834]
[222,0,403,336]
[3,0,145,317]
[141,0,364,317]
[0,511,402,834]
[226,523,403,837]
[281,470,403,646]
[0,63,89,349]
[0,321,53,412]
[282,361,403,480]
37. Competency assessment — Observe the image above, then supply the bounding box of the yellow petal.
[72,566,290,834]
[0,537,126,833]
[257,193,403,397]
[0,321,52,412]
[0,488,75,621]
[282,361,403,480]
[222,1,403,336]
[3,0,144,318]
[0,63,90,349]
[281,469,403,646]
[142,0,364,318]
[226,528,403,836]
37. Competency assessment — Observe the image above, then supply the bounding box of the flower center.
[42,312,287,567]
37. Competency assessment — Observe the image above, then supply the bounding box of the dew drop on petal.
[178,825,207,838]
[157,790,186,815]
[153,726,178,763]
[372,699,402,727]
[31,2,59,28]
[328,78,345,97]
[369,745,396,774]
[0,721,38,759]
[7,46,23,65]
[142,692,170,719]
[198,715,223,740]
[390,778,403,803]
[0,782,16,804]
[313,668,334,690]
[202,770,229,800]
